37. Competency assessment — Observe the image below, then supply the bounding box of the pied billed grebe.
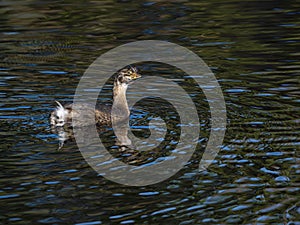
[50,66,141,127]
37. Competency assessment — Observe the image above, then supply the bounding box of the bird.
[50,66,141,128]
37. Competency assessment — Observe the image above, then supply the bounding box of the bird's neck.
[112,83,130,118]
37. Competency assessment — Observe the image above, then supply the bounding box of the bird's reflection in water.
[51,121,145,165]
[51,123,129,149]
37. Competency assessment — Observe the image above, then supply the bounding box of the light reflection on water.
[0,0,300,224]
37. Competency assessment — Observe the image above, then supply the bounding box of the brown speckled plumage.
[50,67,141,127]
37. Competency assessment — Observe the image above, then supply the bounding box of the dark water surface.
[0,0,299,224]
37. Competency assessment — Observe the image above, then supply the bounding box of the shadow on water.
[0,0,299,224]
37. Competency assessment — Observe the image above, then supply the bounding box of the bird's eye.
[56,115,59,119]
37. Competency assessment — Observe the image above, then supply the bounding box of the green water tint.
[0,0,299,224]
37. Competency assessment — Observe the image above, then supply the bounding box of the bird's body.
[50,67,141,128]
